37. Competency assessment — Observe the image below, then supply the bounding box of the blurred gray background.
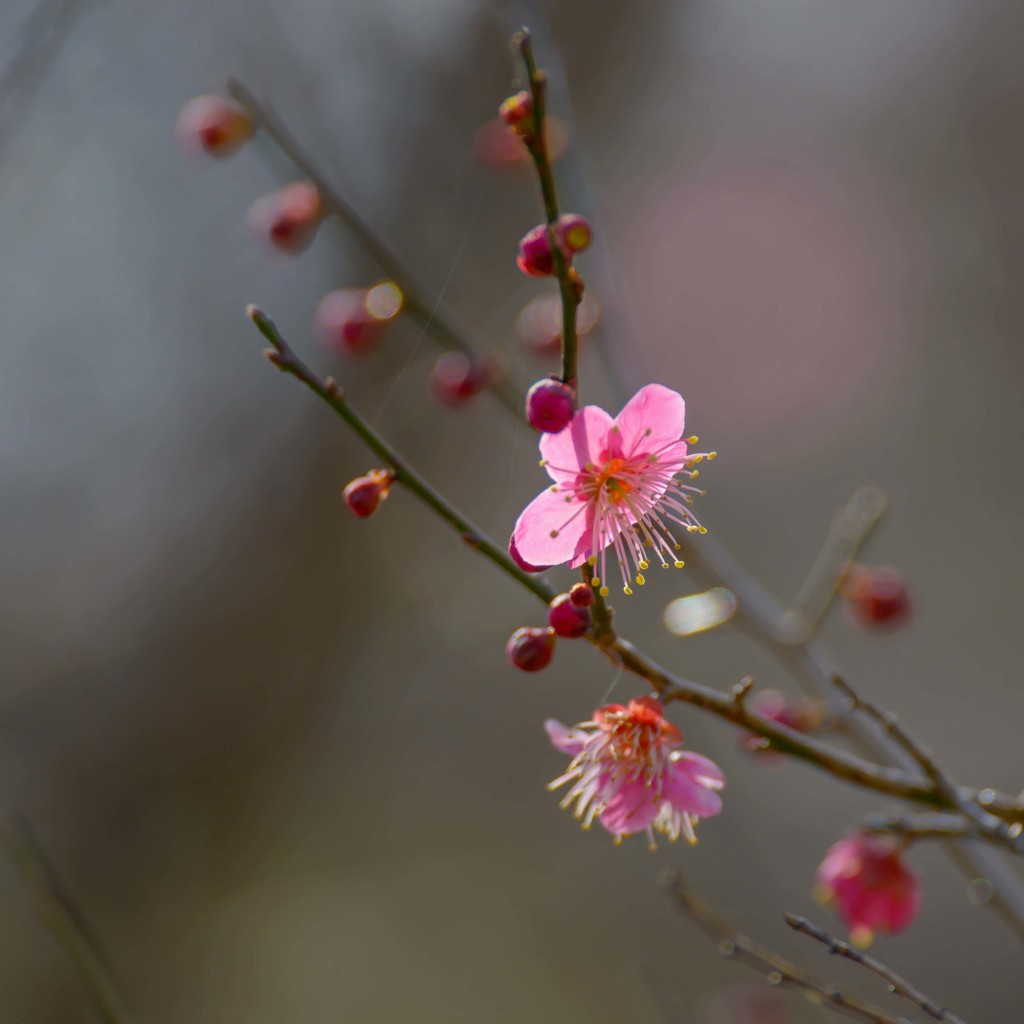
[2,0,1023,1020]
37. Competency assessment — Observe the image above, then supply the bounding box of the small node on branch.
[731,677,755,707]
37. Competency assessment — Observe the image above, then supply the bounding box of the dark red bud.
[569,582,595,608]
[498,91,533,133]
[548,594,591,639]
[506,626,556,672]
[841,565,911,629]
[342,470,393,518]
[526,377,576,433]
[176,95,253,157]
[517,224,556,277]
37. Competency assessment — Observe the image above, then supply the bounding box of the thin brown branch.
[662,869,912,1024]
[785,914,967,1024]
[861,811,976,843]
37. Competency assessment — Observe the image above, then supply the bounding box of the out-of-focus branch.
[227,79,523,417]
[780,486,888,644]
[661,869,910,1024]
[785,914,967,1024]
[832,676,1024,855]
[1,813,130,1024]
[514,28,580,391]
[861,811,977,843]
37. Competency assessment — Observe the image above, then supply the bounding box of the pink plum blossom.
[545,696,724,848]
[816,834,920,947]
[512,384,713,595]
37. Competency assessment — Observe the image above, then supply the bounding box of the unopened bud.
[569,582,595,608]
[555,213,592,254]
[526,377,576,433]
[247,181,323,255]
[498,91,533,134]
[176,95,252,157]
[430,351,490,406]
[506,626,556,672]
[517,224,555,277]
[315,282,402,356]
[342,469,394,518]
[548,593,591,638]
[840,565,911,629]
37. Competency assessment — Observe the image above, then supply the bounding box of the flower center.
[592,457,634,504]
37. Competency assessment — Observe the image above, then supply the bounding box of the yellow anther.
[707,451,717,460]
[661,562,669,569]
[673,543,682,550]
[674,560,685,569]
[636,574,646,586]
[690,469,699,479]
[692,455,704,463]
[639,560,650,570]
[623,586,633,596]
[539,459,547,467]
[697,526,707,535]
[588,555,597,566]
[687,436,699,444]
[591,576,601,587]
[599,586,610,597]
[550,529,559,538]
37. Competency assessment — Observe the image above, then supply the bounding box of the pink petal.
[671,750,726,787]
[540,405,615,484]
[663,757,724,818]
[513,485,590,568]
[599,777,661,835]
[611,384,686,460]
[544,719,587,755]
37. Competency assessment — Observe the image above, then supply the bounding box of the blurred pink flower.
[546,696,724,848]
[816,834,920,946]
[512,384,712,596]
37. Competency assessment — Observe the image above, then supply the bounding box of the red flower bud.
[555,213,592,254]
[430,351,490,406]
[342,469,394,518]
[548,593,591,638]
[526,377,576,433]
[176,95,252,157]
[841,565,911,629]
[314,282,402,357]
[247,181,323,255]
[498,90,533,133]
[506,626,556,672]
[517,224,555,277]
[569,582,595,608]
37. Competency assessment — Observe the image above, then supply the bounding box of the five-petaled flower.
[512,384,713,596]
[815,834,920,947]
[545,696,724,848]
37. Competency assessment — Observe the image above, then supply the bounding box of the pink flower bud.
[517,224,555,277]
[342,469,394,518]
[430,352,490,407]
[176,95,253,157]
[555,213,592,254]
[741,689,824,761]
[498,91,533,134]
[506,626,556,672]
[509,536,551,574]
[840,565,911,629]
[515,293,601,358]
[548,593,591,638]
[526,377,576,433]
[247,181,323,255]
[569,582,595,608]
[314,282,403,357]
[816,834,920,946]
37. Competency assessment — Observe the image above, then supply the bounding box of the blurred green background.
[2,0,1023,1020]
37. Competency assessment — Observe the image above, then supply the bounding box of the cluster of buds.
[506,586,595,673]
[516,214,592,277]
